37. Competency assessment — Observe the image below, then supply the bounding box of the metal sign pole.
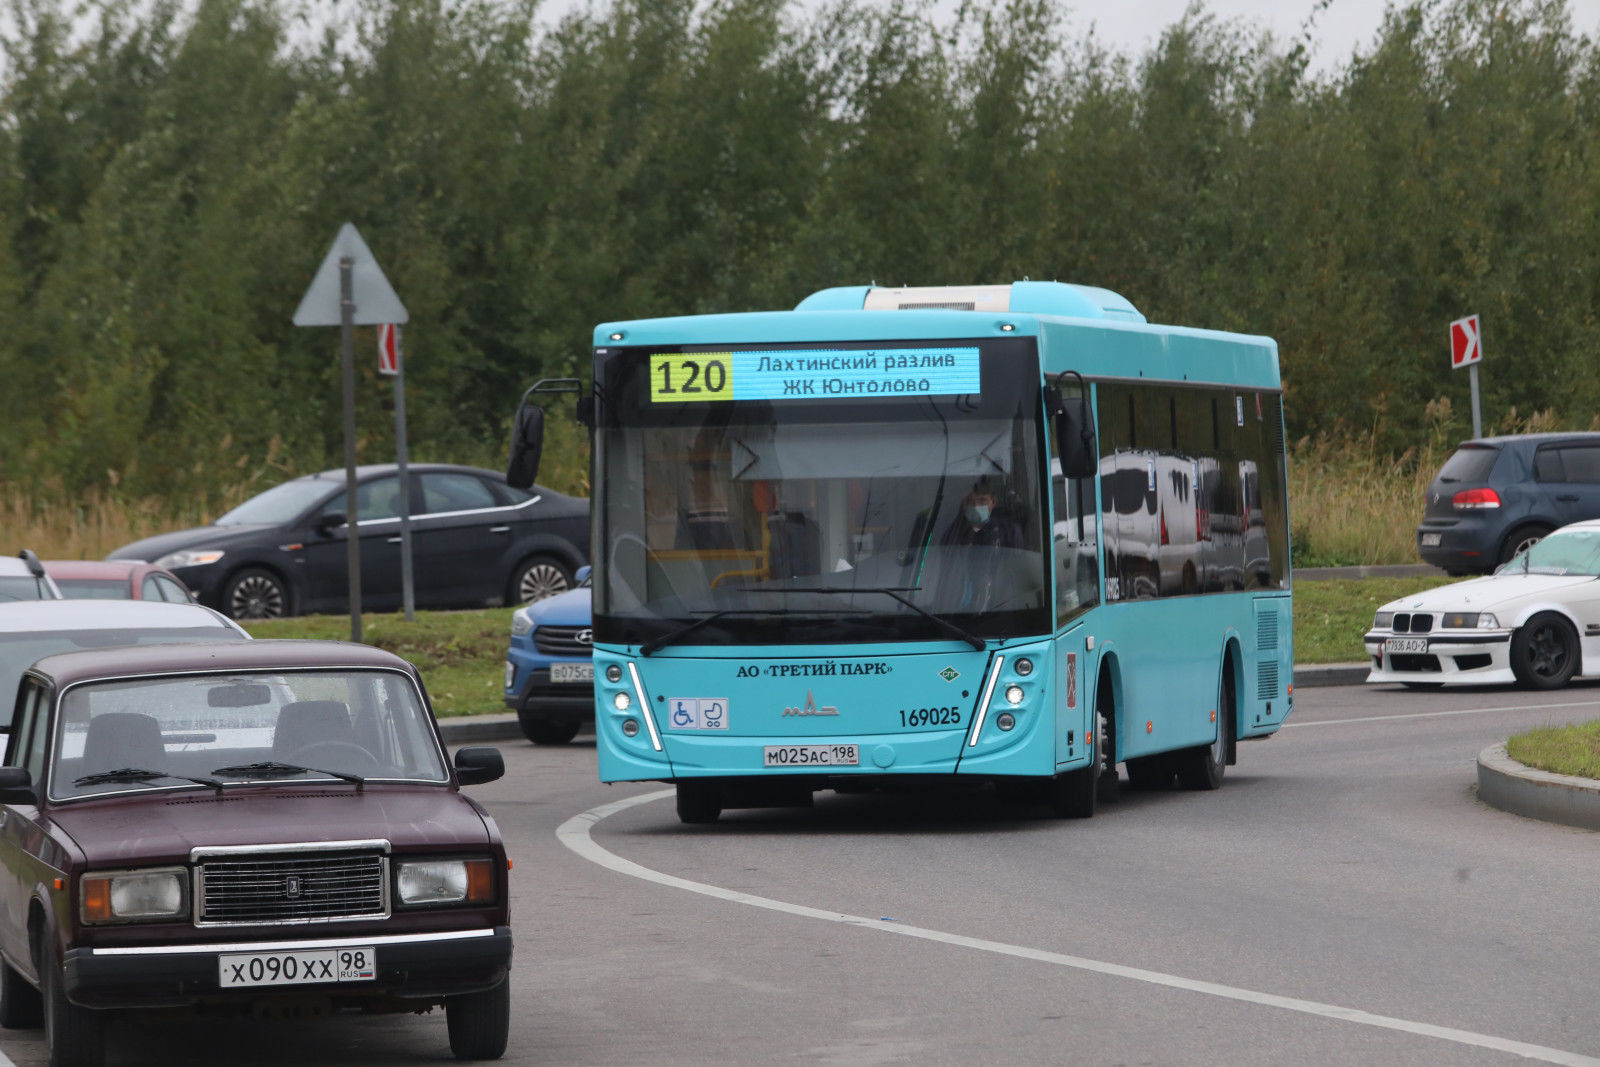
[394,329,416,621]
[340,258,363,643]
[1468,363,1482,439]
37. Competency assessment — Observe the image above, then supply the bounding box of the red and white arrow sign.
[378,323,400,376]
[1450,314,1481,369]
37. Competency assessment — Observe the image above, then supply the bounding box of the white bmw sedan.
[1366,519,1600,690]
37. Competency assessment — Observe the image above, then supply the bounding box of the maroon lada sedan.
[0,640,512,1066]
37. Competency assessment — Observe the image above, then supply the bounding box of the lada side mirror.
[0,766,36,805]
[454,747,505,786]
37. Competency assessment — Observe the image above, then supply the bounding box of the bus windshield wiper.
[640,610,782,656]
[211,760,366,791]
[74,767,224,794]
[775,587,987,651]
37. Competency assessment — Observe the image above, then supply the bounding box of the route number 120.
[651,354,733,403]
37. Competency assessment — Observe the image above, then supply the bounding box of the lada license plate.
[763,744,859,767]
[1384,637,1428,654]
[1420,533,1442,547]
[550,663,593,683]
[219,946,377,988]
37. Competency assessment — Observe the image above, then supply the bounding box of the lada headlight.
[396,858,495,906]
[81,868,188,923]
[510,609,534,637]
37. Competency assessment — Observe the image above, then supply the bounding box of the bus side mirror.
[1056,397,1097,479]
[506,402,546,491]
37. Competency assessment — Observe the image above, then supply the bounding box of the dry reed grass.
[5,401,1590,566]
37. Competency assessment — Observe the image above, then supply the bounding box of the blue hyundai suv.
[504,567,593,744]
[1417,432,1600,574]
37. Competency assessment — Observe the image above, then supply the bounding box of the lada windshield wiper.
[211,760,366,791]
[640,610,785,656]
[752,586,987,651]
[73,767,224,794]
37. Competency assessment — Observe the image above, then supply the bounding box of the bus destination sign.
[650,347,981,404]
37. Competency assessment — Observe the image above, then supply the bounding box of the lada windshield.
[51,669,449,801]
[1509,529,1600,576]
[593,339,1050,645]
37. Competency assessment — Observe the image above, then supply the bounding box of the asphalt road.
[3,680,1599,1066]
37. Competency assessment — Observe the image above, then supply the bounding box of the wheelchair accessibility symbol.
[664,697,731,731]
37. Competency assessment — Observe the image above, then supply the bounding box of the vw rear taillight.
[1452,487,1501,510]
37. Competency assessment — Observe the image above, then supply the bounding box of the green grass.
[241,574,1455,717]
[1291,576,1455,663]
[243,610,511,718]
[1507,721,1600,780]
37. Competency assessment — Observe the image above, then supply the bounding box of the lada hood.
[1380,573,1600,615]
[48,786,491,867]
[527,585,592,627]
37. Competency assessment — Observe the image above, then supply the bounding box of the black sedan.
[110,463,590,619]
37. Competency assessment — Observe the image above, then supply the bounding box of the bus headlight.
[605,664,623,683]
[996,712,1016,731]
[613,692,631,711]
[1014,658,1034,676]
[1004,685,1024,706]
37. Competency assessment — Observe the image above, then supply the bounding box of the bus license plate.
[763,744,860,767]
[1384,638,1428,654]
[550,663,593,683]
[218,946,376,988]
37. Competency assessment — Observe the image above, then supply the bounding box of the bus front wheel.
[676,781,722,824]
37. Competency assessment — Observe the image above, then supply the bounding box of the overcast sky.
[537,0,1600,76]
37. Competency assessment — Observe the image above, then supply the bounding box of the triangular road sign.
[293,223,409,326]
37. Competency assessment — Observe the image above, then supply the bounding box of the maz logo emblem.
[782,690,839,716]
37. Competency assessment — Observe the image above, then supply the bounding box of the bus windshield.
[593,342,1050,646]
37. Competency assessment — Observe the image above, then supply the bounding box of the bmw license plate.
[218,946,376,988]
[1420,533,1442,547]
[550,663,593,683]
[1384,638,1428,654]
[763,744,859,767]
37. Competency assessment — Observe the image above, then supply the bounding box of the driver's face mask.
[965,504,991,526]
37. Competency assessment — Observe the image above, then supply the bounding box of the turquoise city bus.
[507,282,1293,824]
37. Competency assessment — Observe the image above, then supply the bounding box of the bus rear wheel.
[676,781,722,824]
[1177,670,1232,790]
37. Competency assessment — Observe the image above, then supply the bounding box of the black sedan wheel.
[1510,612,1580,690]
[509,556,571,605]
[222,567,289,619]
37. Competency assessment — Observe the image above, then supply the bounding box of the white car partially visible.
[0,600,247,730]
[1366,519,1600,690]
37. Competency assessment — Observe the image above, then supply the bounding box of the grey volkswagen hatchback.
[1417,432,1600,574]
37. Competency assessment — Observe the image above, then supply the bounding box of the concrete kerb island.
[1477,743,1600,832]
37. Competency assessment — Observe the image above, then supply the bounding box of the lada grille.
[534,625,594,657]
[196,849,389,926]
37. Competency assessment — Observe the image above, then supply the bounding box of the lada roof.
[27,638,416,688]
[0,599,238,634]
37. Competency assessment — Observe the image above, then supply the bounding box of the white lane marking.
[1286,698,1600,730]
[0,1044,15,1067]
[559,789,1600,1067]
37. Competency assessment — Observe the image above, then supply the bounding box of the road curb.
[1292,663,1369,688]
[1477,743,1600,831]
[437,712,525,744]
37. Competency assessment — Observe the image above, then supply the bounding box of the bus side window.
[1052,458,1099,623]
